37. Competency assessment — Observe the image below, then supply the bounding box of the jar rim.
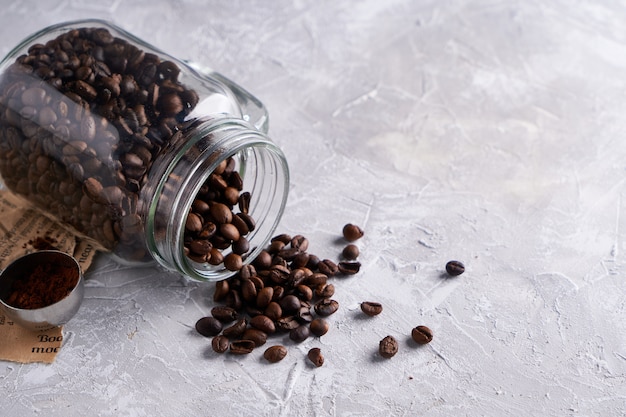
[143,117,289,281]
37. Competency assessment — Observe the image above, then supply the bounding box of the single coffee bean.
[256,286,274,309]
[210,306,238,322]
[338,261,361,275]
[309,318,329,337]
[307,347,324,367]
[213,280,229,301]
[242,328,268,347]
[220,223,240,241]
[185,212,203,233]
[249,314,276,334]
[210,202,233,224]
[360,301,383,316]
[289,325,310,343]
[279,294,301,314]
[240,278,257,302]
[263,345,287,363]
[224,253,243,271]
[342,223,364,242]
[275,316,300,332]
[264,301,282,321]
[211,335,229,353]
[314,283,335,298]
[222,318,247,338]
[314,298,339,317]
[342,244,359,260]
[379,335,398,358]
[318,259,339,276]
[230,339,255,355]
[290,235,309,251]
[411,325,433,345]
[445,260,465,276]
[195,316,223,337]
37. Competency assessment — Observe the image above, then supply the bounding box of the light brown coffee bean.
[263,345,287,363]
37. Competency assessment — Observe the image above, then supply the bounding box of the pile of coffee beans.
[196,222,447,364]
[196,224,364,365]
[183,156,255,269]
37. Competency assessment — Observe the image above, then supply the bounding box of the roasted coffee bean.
[289,325,310,343]
[189,239,212,256]
[317,259,339,276]
[294,284,313,301]
[253,250,272,269]
[264,301,282,321]
[242,328,268,347]
[238,191,251,214]
[222,318,247,338]
[411,325,433,345]
[342,223,364,242]
[342,244,359,260]
[314,298,339,317]
[360,301,383,316]
[279,294,301,314]
[307,348,324,367]
[445,260,465,276]
[271,234,292,244]
[239,264,256,280]
[211,335,229,353]
[224,253,243,271]
[275,316,300,332]
[296,305,313,323]
[210,202,232,224]
[213,280,229,301]
[304,273,328,288]
[230,339,255,355]
[232,237,249,255]
[210,306,238,322]
[256,286,274,309]
[225,288,242,310]
[309,318,329,337]
[337,261,361,275]
[314,283,335,298]
[379,335,398,358]
[220,223,240,241]
[240,278,257,302]
[263,345,287,363]
[185,212,203,233]
[195,316,222,337]
[249,314,275,334]
[290,235,309,251]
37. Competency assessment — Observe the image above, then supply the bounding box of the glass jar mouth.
[144,117,289,281]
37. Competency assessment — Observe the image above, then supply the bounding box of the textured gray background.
[2,0,626,416]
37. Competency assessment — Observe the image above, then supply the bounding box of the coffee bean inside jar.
[0,20,289,280]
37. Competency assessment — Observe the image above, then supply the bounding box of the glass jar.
[0,19,289,281]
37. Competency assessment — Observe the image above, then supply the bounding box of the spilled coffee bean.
[379,335,398,359]
[360,301,383,317]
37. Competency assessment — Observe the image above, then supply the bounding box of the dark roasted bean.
[379,335,398,358]
[309,318,329,337]
[211,335,229,353]
[342,223,364,242]
[445,260,465,276]
[314,298,339,317]
[289,325,310,343]
[338,261,361,275]
[263,345,287,363]
[411,325,433,345]
[195,316,222,337]
[230,339,255,355]
[307,348,324,367]
[360,301,383,316]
